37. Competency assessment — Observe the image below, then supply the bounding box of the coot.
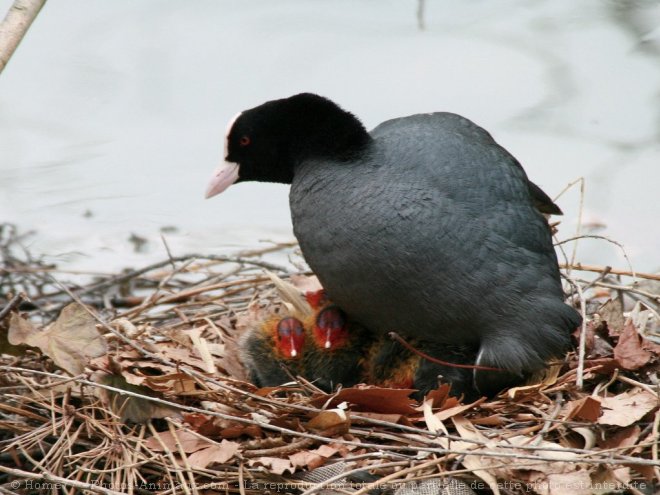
[209,93,581,395]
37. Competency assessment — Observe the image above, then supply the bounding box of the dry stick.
[26,275,658,459]
[235,240,298,258]
[0,465,125,495]
[1,358,642,462]
[166,420,198,495]
[0,0,47,74]
[9,365,660,466]
[652,408,660,481]
[561,263,659,282]
[552,177,584,278]
[46,253,287,307]
[556,234,636,282]
[588,279,660,304]
[0,291,25,319]
[4,365,660,470]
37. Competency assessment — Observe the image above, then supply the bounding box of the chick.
[239,315,307,388]
[365,336,481,401]
[299,296,366,391]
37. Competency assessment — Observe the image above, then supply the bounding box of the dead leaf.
[9,304,107,375]
[289,274,322,293]
[525,470,592,495]
[470,415,504,426]
[423,383,452,408]
[0,319,27,356]
[307,409,350,433]
[145,430,211,453]
[352,412,409,426]
[266,271,313,319]
[590,466,631,495]
[423,398,448,435]
[248,456,294,475]
[599,298,625,336]
[598,388,658,426]
[598,425,640,450]
[508,363,561,398]
[187,440,240,469]
[310,386,417,415]
[432,397,486,422]
[564,396,602,422]
[452,415,501,495]
[289,450,324,470]
[312,445,338,458]
[614,320,653,370]
[96,373,179,424]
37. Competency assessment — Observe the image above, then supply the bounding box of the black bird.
[208,93,581,396]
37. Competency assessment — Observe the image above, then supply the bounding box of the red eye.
[239,136,251,146]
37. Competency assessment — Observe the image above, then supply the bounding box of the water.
[1,0,658,274]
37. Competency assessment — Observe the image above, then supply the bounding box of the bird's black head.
[205,93,370,198]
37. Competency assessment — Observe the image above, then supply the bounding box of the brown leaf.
[97,373,179,424]
[221,424,262,439]
[289,450,324,470]
[310,386,418,415]
[432,397,486,422]
[145,373,197,393]
[423,383,452,408]
[590,466,631,495]
[145,430,211,453]
[248,456,294,475]
[526,471,592,495]
[470,415,504,426]
[564,396,602,422]
[599,298,625,336]
[313,445,338,458]
[352,412,409,426]
[307,409,350,433]
[289,274,322,293]
[9,304,107,375]
[187,440,240,469]
[598,388,658,426]
[0,319,27,356]
[614,320,653,370]
[451,415,501,495]
[598,425,640,450]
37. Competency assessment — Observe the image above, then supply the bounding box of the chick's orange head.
[313,306,350,350]
[274,317,306,359]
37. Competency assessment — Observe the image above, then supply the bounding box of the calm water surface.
[0,0,658,273]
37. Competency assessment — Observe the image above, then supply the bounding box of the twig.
[0,0,47,75]
[0,464,125,495]
[0,291,24,320]
[555,234,635,282]
[560,263,658,282]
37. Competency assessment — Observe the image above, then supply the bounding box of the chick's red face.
[275,317,305,359]
[313,306,349,350]
[304,289,329,310]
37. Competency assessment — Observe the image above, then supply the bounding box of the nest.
[1,222,659,495]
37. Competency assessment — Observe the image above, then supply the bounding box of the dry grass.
[1,222,659,495]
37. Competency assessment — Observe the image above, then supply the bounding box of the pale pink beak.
[205,162,239,198]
